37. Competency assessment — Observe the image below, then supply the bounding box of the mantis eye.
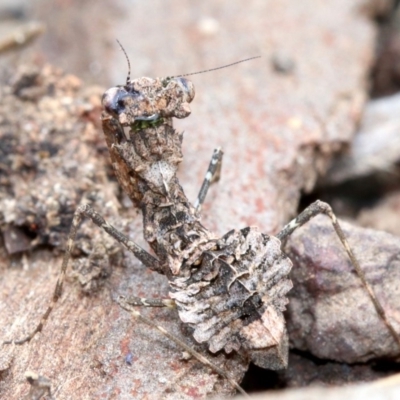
[175,77,195,103]
[102,86,140,116]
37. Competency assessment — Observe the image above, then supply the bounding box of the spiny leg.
[116,296,249,398]
[194,148,223,214]
[277,199,400,349]
[123,296,176,308]
[5,203,161,346]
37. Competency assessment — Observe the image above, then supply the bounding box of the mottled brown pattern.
[101,75,293,369]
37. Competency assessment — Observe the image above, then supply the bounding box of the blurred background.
[0,0,265,86]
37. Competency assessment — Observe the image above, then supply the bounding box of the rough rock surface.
[324,93,400,186]
[285,215,400,363]
[358,191,400,236]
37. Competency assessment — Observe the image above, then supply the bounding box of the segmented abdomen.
[169,227,293,369]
